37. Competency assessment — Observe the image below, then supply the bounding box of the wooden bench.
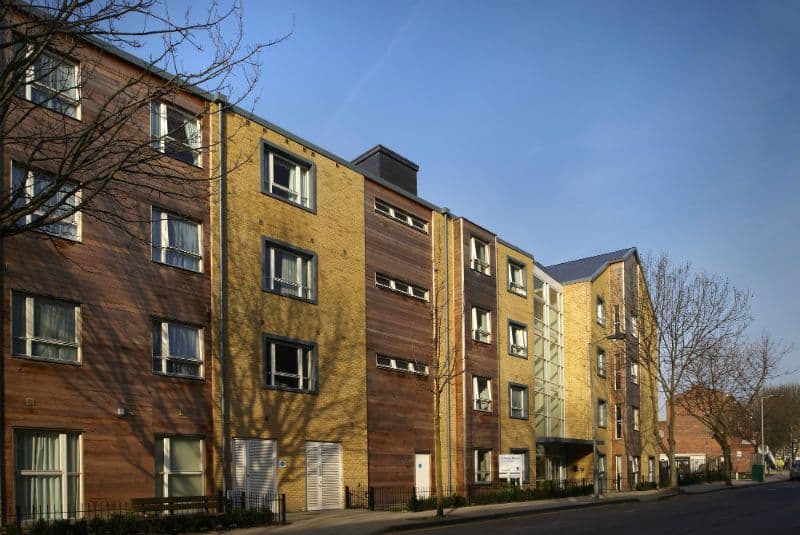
[131,496,224,515]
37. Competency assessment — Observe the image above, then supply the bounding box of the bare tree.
[639,252,752,488]
[760,383,800,461]
[681,332,787,485]
[0,0,285,238]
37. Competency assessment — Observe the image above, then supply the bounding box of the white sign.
[498,454,523,480]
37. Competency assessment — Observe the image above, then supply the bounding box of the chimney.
[352,145,419,196]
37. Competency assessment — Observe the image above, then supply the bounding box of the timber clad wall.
[3,42,212,515]
[364,180,434,488]
[212,112,368,512]
[496,242,536,480]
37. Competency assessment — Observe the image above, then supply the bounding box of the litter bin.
[751,464,764,482]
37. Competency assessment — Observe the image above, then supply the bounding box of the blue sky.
[140,0,800,375]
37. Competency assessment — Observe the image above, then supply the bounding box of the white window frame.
[596,296,605,325]
[473,376,492,412]
[20,48,80,119]
[508,322,527,357]
[630,359,639,385]
[597,348,606,377]
[629,315,639,338]
[151,101,201,166]
[648,456,656,483]
[375,273,429,301]
[12,293,81,363]
[156,436,204,498]
[14,430,82,520]
[470,237,491,275]
[151,207,203,272]
[376,354,429,376]
[152,320,204,378]
[509,384,528,419]
[474,449,492,484]
[374,198,428,233]
[507,260,526,296]
[264,147,313,209]
[264,240,315,301]
[11,162,81,241]
[264,337,317,393]
[598,399,608,428]
[615,403,623,439]
[632,407,640,432]
[472,307,492,344]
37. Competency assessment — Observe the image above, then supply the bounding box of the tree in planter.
[638,252,752,489]
[681,332,787,485]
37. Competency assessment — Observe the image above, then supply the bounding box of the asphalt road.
[405,481,800,534]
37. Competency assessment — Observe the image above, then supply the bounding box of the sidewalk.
[231,474,788,535]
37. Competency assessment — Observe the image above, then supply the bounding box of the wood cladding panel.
[3,42,212,513]
[364,181,434,488]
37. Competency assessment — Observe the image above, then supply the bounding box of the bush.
[635,482,657,491]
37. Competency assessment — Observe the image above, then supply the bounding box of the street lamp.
[589,331,626,499]
[759,393,782,466]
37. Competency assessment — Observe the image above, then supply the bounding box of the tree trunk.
[667,400,679,488]
[721,440,733,486]
[434,378,444,517]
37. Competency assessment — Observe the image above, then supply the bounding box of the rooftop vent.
[352,144,419,196]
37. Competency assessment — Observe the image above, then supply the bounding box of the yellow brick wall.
[562,281,592,443]
[211,109,368,511]
[495,242,536,472]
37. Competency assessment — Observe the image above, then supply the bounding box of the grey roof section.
[352,144,420,171]
[546,247,636,284]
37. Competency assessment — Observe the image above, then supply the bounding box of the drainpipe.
[442,208,452,491]
[215,95,230,495]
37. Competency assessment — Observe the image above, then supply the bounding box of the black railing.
[4,492,285,534]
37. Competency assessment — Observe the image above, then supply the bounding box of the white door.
[306,442,342,511]
[415,453,431,496]
[232,439,277,510]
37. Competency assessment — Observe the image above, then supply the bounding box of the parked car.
[790,461,800,481]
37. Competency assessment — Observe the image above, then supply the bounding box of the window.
[510,449,530,483]
[12,293,80,363]
[263,239,316,301]
[470,237,491,275]
[471,307,491,343]
[507,260,526,296]
[262,144,314,210]
[264,336,316,392]
[11,163,81,240]
[376,354,428,376]
[375,273,429,301]
[18,49,79,118]
[614,305,621,333]
[596,296,605,325]
[598,454,607,488]
[648,456,656,483]
[152,320,203,378]
[509,384,528,419]
[631,456,640,486]
[598,399,607,428]
[374,198,428,232]
[473,376,492,411]
[151,101,201,165]
[615,404,623,439]
[508,322,528,357]
[474,449,491,483]
[630,359,639,385]
[14,430,81,519]
[151,208,202,272]
[614,354,623,390]
[597,348,606,377]
[614,455,623,490]
[632,407,640,432]
[155,436,203,497]
[629,315,638,338]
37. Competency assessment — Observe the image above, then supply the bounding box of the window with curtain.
[470,237,491,275]
[263,240,316,301]
[474,449,491,483]
[264,337,316,392]
[263,145,314,209]
[155,437,203,497]
[471,307,491,343]
[598,399,608,427]
[473,376,492,412]
[12,293,79,363]
[509,384,528,419]
[508,322,527,357]
[11,162,81,240]
[151,208,202,272]
[15,430,81,519]
[507,260,526,295]
[152,320,203,378]
[16,48,79,118]
[150,101,201,165]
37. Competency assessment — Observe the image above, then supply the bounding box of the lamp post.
[759,394,782,466]
[589,332,626,499]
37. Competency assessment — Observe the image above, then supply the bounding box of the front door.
[415,453,431,496]
[306,442,342,511]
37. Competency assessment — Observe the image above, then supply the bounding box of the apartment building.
[547,248,660,490]
[3,29,214,518]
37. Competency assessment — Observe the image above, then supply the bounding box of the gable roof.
[545,247,636,284]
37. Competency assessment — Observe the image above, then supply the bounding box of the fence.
[3,492,285,534]
[346,479,594,512]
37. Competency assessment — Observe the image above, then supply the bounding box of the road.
[405,481,800,534]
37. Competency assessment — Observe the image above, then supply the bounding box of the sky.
[133,0,800,376]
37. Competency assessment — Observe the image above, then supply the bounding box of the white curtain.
[166,217,200,270]
[32,299,76,361]
[16,432,62,518]
[168,324,199,359]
